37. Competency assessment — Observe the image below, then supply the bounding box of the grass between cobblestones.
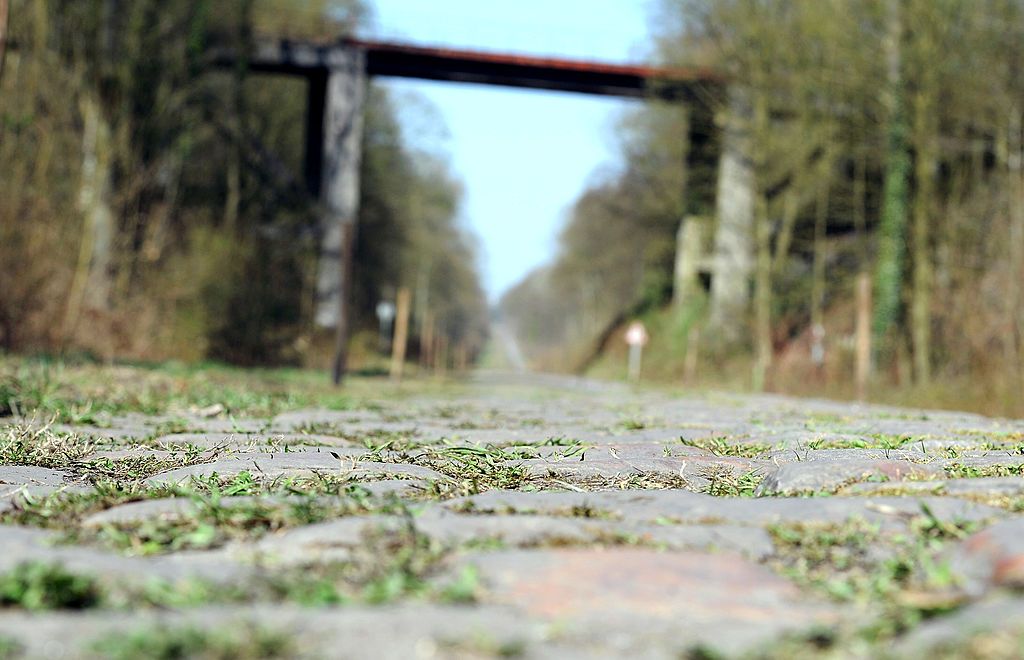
[2,473,412,554]
[0,523,479,613]
[754,506,986,658]
[0,357,364,422]
[0,637,20,660]
[92,624,296,660]
[3,358,1024,657]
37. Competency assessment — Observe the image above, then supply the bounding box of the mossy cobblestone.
[2,366,1024,657]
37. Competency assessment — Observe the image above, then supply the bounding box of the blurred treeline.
[0,0,487,369]
[501,0,1024,414]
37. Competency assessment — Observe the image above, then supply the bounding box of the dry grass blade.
[0,417,95,469]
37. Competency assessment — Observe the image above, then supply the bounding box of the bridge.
[218,38,729,383]
[240,38,722,98]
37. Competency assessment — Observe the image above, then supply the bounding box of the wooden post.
[855,272,872,401]
[389,287,411,381]
[436,335,448,375]
[311,47,366,385]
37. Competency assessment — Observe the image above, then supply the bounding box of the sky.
[365,0,653,300]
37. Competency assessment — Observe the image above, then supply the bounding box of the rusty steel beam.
[222,37,721,100]
[351,39,722,99]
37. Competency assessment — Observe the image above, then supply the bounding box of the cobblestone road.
[2,372,1024,658]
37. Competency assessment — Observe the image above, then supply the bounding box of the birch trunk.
[751,92,771,392]
[873,0,910,364]
[65,95,115,340]
[1008,108,1024,384]
[910,89,935,385]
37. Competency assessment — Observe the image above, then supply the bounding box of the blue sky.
[365,0,653,299]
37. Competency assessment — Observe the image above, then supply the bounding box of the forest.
[0,0,488,371]
[3,0,1024,416]
[501,0,1024,417]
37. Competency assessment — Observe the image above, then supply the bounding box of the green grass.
[0,418,221,480]
[0,636,20,660]
[92,624,295,660]
[0,357,366,423]
[805,434,917,450]
[0,420,95,468]
[679,436,772,458]
[697,465,764,497]
[944,462,1024,479]
[0,524,475,614]
[438,633,526,658]
[421,445,527,495]
[1,472,403,554]
[0,562,102,611]
[923,627,1024,660]
[765,505,982,652]
[364,441,528,496]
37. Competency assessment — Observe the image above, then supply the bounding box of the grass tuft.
[0,419,95,469]
[680,436,771,458]
[92,624,295,660]
[0,562,102,611]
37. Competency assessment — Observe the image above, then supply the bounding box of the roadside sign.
[625,321,649,347]
[376,301,396,322]
[624,321,648,382]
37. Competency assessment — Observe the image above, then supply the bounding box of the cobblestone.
[2,372,1024,657]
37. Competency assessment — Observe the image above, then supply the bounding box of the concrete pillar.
[315,47,366,326]
[673,216,706,307]
[308,47,365,382]
[708,93,754,341]
[684,97,720,218]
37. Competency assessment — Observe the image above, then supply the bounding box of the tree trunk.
[64,95,115,341]
[772,186,799,277]
[854,148,872,390]
[854,148,869,266]
[389,287,411,381]
[79,98,114,310]
[910,88,935,385]
[873,0,910,365]
[1008,107,1024,384]
[751,92,772,392]
[811,183,829,331]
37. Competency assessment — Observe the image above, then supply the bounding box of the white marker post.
[375,300,396,354]
[624,321,649,382]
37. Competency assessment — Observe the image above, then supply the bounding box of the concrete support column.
[708,93,754,341]
[673,216,707,307]
[311,47,366,382]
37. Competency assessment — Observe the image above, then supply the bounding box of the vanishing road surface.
[3,371,1024,658]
